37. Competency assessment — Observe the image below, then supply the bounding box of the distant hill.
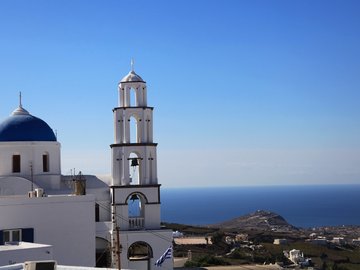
[209,210,298,232]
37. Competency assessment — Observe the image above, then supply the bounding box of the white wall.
[0,242,53,266]
[111,145,158,186]
[0,142,61,190]
[0,177,39,196]
[111,186,161,230]
[116,229,173,270]
[113,108,153,144]
[118,82,147,108]
[0,195,95,266]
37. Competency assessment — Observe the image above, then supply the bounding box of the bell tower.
[110,63,172,270]
[111,62,157,186]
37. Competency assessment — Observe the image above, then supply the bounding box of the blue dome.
[0,107,56,142]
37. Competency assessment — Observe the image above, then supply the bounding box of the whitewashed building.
[288,249,304,264]
[273,238,288,245]
[0,67,173,270]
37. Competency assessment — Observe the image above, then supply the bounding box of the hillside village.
[169,211,360,270]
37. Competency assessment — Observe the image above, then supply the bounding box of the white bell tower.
[110,63,172,270]
[111,62,157,186]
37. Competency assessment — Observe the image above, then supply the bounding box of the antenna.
[30,162,34,191]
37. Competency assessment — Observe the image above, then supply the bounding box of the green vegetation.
[165,217,360,269]
[184,255,229,268]
[261,241,360,270]
[162,222,218,235]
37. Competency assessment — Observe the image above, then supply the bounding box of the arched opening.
[128,152,141,184]
[129,116,138,143]
[96,237,111,267]
[42,152,49,172]
[130,87,137,107]
[127,192,146,229]
[128,241,153,261]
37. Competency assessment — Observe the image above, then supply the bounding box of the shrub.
[184,255,229,267]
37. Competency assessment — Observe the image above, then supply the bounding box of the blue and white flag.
[155,246,172,267]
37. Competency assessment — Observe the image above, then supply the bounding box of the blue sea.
[160,185,360,228]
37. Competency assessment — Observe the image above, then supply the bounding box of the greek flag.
[155,247,172,267]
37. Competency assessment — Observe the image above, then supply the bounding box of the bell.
[130,194,139,201]
[130,158,139,167]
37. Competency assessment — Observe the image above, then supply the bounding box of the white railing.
[129,217,144,229]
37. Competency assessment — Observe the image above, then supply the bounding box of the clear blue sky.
[0,0,359,187]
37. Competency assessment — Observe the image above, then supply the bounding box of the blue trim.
[22,228,34,242]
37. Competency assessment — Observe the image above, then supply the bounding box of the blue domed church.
[0,100,62,194]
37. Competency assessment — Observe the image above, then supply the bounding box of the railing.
[129,217,145,230]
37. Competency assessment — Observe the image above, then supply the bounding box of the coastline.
[161,184,360,228]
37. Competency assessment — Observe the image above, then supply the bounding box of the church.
[0,66,173,270]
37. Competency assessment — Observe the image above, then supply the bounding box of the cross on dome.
[12,92,29,115]
[19,91,23,108]
[120,59,145,83]
[131,58,135,72]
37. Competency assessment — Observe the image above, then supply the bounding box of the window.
[0,228,34,244]
[12,155,21,173]
[43,153,49,172]
[95,203,100,222]
[3,229,21,242]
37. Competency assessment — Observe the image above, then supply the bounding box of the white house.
[332,237,345,245]
[288,249,304,264]
[352,238,360,246]
[0,66,173,270]
[286,249,312,267]
[273,238,287,245]
[310,237,328,246]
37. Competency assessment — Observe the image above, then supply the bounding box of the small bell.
[130,158,139,167]
[130,194,139,201]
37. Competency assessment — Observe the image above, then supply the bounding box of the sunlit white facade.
[0,67,172,269]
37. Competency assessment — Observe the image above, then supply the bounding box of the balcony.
[129,217,144,230]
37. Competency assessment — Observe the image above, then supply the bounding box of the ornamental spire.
[12,91,29,115]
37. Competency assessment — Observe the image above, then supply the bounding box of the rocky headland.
[208,210,298,232]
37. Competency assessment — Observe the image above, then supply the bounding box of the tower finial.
[131,58,134,72]
[19,91,22,108]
